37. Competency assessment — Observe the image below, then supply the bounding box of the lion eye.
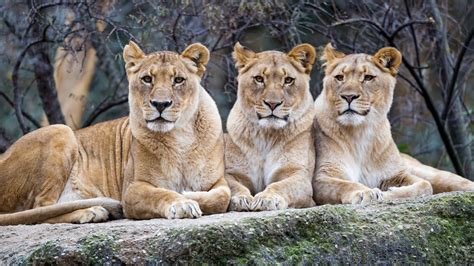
[284,77,295,84]
[254,75,264,83]
[364,75,375,81]
[174,77,185,84]
[141,75,152,84]
[335,75,344,81]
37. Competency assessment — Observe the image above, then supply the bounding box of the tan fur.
[0,42,230,225]
[225,43,316,211]
[312,44,474,205]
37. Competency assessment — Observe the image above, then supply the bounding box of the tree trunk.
[52,42,97,129]
[431,0,472,179]
[29,22,65,125]
[446,91,472,179]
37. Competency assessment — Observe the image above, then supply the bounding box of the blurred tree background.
[0,0,472,179]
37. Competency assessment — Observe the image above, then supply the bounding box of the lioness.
[312,44,474,205]
[225,43,316,211]
[0,41,230,225]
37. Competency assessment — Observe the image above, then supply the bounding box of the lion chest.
[344,161,383,188]
[141,146,214,192]
[244,143,283,194]
[342,153,399,189]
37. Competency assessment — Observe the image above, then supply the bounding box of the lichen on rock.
[0,192,472,264]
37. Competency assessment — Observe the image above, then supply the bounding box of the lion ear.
[288,43,316,74]
[123,40,145,71]
[233,42,256,70]
[321,43,345,64]
[181,43,210,77]
[373,47,402,76]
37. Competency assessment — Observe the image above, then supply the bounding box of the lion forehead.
[138,52,191,74]
[328,54,383,75]
[240,52,302,75]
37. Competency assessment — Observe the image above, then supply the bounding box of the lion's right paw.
[165,199,202,219]
[349,188,383,205]
[228,194,253,211]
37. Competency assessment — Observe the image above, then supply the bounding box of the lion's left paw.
[250,191,288,211]
[76,206,109,224]
[349,188,383,205]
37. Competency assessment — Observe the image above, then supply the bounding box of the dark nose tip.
[340,94,360,103]
[150,100,173,113]
[263,100,283,111]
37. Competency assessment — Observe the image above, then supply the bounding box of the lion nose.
[340,94,360,104]
[150,100,173,113]
[263,100,283,111]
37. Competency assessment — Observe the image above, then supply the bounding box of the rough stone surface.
[0,192,472,264]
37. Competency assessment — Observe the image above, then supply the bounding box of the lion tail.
[0,197,122,226]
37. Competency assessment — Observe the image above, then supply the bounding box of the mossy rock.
[1,192,472,264]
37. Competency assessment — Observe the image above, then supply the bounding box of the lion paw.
[349,188,383,205]
[76,206,109,224]
[250,192,288,211]
[228,194,253,211]
[165,199,202,219]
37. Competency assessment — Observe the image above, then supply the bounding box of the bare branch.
[0,90,41,128]
[441,26,474,121]
[0,129,11,153]
[82,95,128,128]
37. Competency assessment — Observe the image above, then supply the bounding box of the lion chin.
[257,117,288,128]
[146,120,175,132]
[336,112,366,126]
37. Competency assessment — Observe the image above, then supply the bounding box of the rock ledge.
[1,192,472,264]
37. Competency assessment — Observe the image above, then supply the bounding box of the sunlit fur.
[123,41,230,219]
[233,49,313,129]
[312,44,474,206]
[321,53,396,127]
[224,43,317,212]
[0,42,230,225]
[126,50,201,133]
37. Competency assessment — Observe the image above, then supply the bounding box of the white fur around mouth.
[258,116,288,128]
[146,119,175,132]
[336,112,366,126]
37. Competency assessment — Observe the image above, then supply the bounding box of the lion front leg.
[182,177,231,214]
[225,173,254,211]
[251,169,313,211]
[123,181,202,219]
[313,175,384,205]
[380,173,433,200]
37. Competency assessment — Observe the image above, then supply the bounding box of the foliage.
[0,0,472,177]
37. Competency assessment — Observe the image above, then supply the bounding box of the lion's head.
[232,42,316,129]
[319,43,402,127]
[123,41,209,132]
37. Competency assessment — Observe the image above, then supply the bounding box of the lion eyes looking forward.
[322,44,401,127]
[249,69,300,128]
[330,65,379,126]
[124,42,209,133]
[233,43,315,129]
[136,67,192,131]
